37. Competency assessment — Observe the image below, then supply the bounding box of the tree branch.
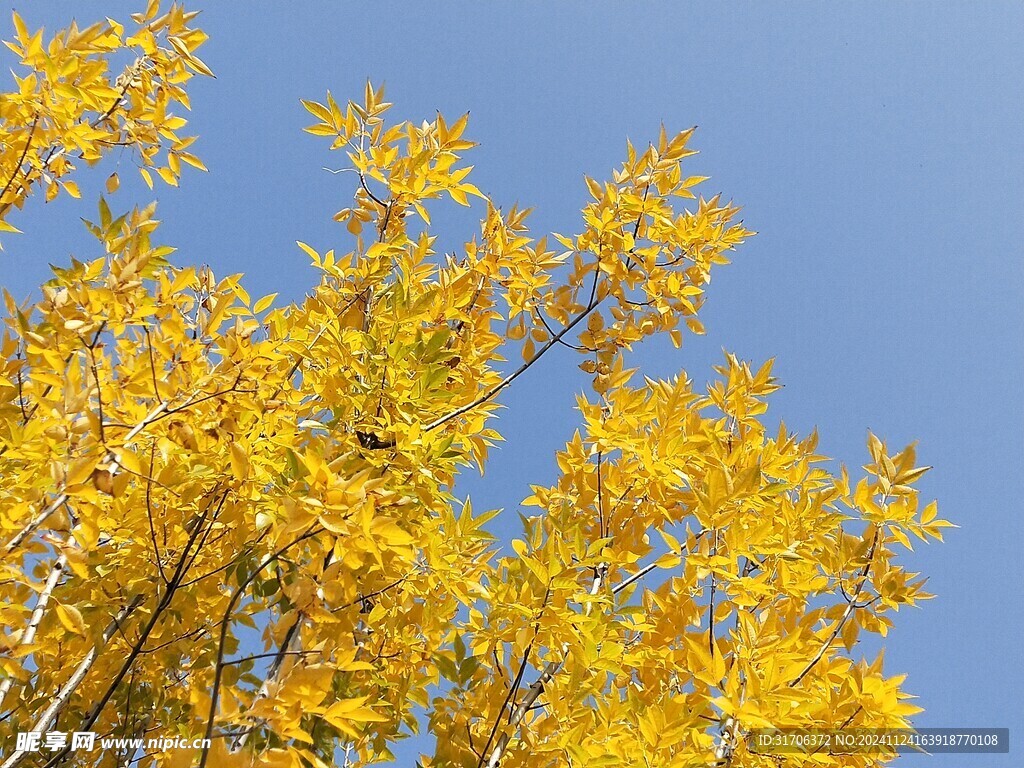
[0,114,40,210]
[0,594,144,768]
[198,525,323,768]
[789,529,880,687]
[0,552,66,712]
[2,401,168,558]
[33,490,227,768]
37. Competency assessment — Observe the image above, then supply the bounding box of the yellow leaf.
[56,603,87,635]
[868,431,884,462]
[157,166,179,187]
[301,100,333,124]
[186,52,215,78]
[897,465,931,485]
[66,456,96,487]
[253,293,278,313]
[372,519,414,546]
[324,698,388,727]
[342,706,388,723]
[179,152,207,171]
[296,241,320,267]
[12,12,28,44]
[116,449,143,476]
[522,337,535,361]
[230,442,249,480]
[63,548,90,580]
[167,35,190,57]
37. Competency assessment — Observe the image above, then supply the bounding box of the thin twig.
[789,529,880,687]
[0,114,40,207]
[198,525,323,768]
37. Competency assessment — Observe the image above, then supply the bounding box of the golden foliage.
[0,12,948,768]
[0,1,210,240]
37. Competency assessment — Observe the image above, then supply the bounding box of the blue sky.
[3,3,1022,766]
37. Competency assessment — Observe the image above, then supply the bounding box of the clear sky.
[3,3,1022,766]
